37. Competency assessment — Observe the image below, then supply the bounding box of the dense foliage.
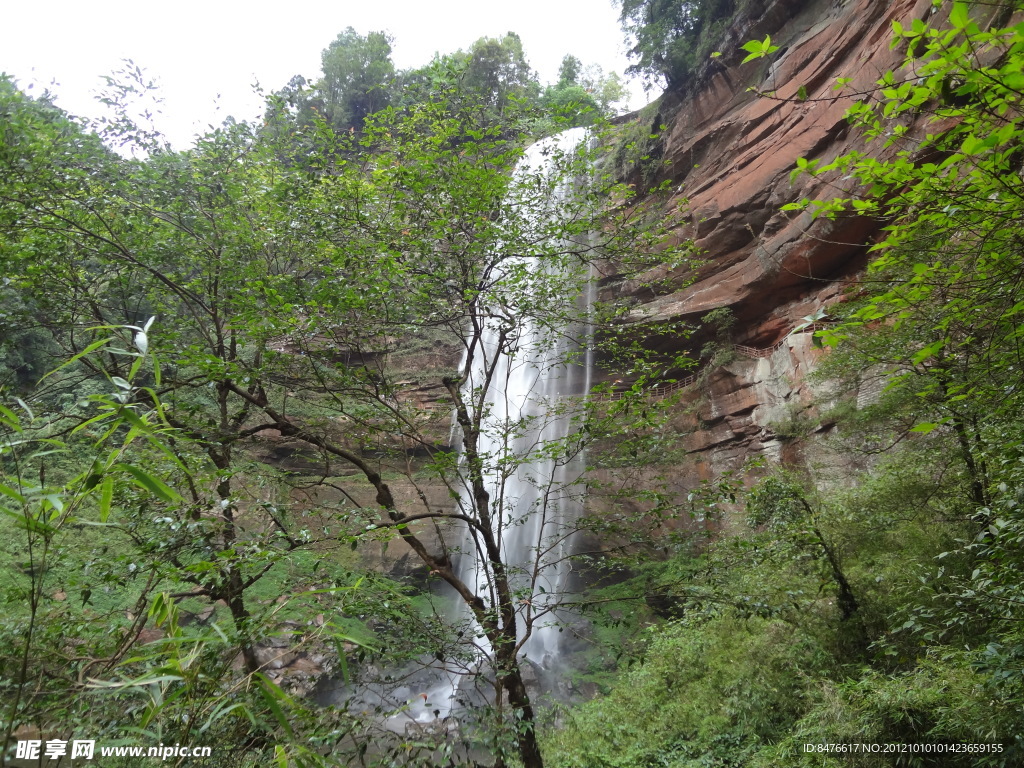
[0,34,682,764]
[616,0,740,88]
[269,28,627,139]
[546,2,1024,766]
[319,28,396,132]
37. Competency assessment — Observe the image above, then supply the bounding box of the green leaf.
[741,35,779,64]
[114,464,182,503]
[70,411,117,438]
[334,641,351,684]
[0,505,58,535]
[200,702,253,733]
[0,483,26,505]
[119,407,153,434]
[911,340,945,364]
[255,674,295,738]
[85,674,184,689]
[39,336,113,383]
[99,477,114,522]
[741,38,761,54]
[14,398,34,421]
[949,1,969,30]
[960,134,981,155]
[42,494,64,514]
[0,407,21,434]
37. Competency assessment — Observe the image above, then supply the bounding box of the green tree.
[545,6,1024,764]
[557,54,583,88]
[459,32,541,120]
[747,475,860,624]
[579,63,629,113]
[540,56,627,128]
[0,78,400,765]
[616,0,738,88]
[0,330,386,766]
[318,27,395,131]
[735,2,1024,759]
[0,70,685,767]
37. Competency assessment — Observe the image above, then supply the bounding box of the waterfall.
[400,126,594,725]
[460,126,592,658]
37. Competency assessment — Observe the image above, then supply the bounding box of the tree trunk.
[210,442,260,674]
[226,569,260,674]
[500,659,544,768]
[798,499,859,620]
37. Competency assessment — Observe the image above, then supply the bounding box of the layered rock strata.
[603,0,948,471]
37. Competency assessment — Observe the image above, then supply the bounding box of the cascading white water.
[397,127,594,725]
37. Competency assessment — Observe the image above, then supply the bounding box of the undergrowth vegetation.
[543,2,1024,766]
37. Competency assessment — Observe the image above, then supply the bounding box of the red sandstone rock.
[615,0,934,343]
[589,0,964,477]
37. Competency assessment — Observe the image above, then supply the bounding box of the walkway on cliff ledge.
[404,323,833,413]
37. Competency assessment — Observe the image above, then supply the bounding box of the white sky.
[1,0,649,149]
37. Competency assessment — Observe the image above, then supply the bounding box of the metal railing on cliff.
[595,322,834,403]
[406,323,833,412]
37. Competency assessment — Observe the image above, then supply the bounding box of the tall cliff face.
[600,0,938,480]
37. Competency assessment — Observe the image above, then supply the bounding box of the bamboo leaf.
[255,674,295,738]
[115,464,181,502]
[99,477,114,522]
[39,337,113,382]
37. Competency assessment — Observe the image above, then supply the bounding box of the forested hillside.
[3,2,1024,767]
